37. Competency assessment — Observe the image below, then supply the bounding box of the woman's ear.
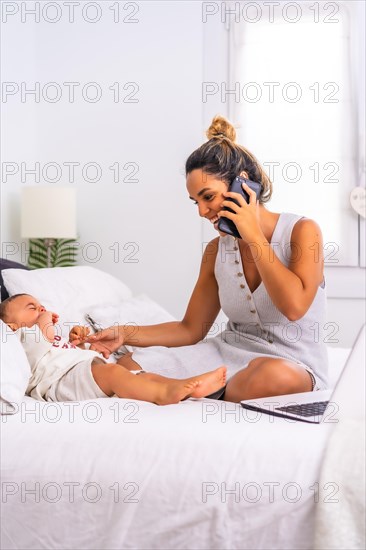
[239,171,249,179]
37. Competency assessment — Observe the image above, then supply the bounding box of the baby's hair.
[0,294,29,322]
[185,115,272,203]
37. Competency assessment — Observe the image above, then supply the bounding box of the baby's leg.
[116,352,143,372]
[91,362,227,406]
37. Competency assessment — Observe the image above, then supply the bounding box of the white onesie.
[18,325,104,401]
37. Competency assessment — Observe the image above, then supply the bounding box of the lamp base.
[44,238,56,268]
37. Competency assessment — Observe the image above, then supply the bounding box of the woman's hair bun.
[206,115,236,142]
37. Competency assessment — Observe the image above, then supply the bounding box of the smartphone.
[217,176,262,239]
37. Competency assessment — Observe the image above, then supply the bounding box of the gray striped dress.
[132,213,328,390]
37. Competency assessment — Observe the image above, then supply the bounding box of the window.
[229,1,364,267]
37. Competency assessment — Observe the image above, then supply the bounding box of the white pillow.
[2,266,132,339]
[87,294,175,330]
[0,320,31,414]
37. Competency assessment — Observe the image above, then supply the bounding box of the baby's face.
[6,295,46,330]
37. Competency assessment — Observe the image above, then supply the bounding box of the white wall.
[1,1,365,347]
[1,1,205,318]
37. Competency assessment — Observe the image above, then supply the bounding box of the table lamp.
[21,186,77,268]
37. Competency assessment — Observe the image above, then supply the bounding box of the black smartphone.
[217,176,262,239]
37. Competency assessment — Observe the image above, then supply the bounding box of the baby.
[0,294,226,405]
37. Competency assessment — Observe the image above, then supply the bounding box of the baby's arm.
[36,311,58,343]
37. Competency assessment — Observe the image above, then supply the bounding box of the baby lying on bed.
[0,294,226,405]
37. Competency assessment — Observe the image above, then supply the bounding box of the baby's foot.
[188,366,227,398]
[157,379,201,405]
[156,367,227,405]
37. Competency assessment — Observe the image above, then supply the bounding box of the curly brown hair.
[185,115,272,203]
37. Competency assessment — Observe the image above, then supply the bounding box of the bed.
[0,264,363,550]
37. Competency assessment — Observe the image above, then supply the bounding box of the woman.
[74,115,328,402]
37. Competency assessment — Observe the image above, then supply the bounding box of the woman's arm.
[220,183,324,321]
[250,217,324,321]
[78,239,222,357]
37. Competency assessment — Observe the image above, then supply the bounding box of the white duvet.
[1,348,349,550]
[2,396,333,550]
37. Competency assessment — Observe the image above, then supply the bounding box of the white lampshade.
[21,186,77,239]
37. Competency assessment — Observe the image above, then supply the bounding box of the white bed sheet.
[1,398,333,550]
[1,347,350,550]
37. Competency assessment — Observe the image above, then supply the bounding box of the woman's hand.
[218,182,263,243]
[82,326,126,359]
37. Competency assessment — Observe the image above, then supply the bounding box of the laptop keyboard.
[276,401,329,417]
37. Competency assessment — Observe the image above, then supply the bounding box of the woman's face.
[186,169,229,231]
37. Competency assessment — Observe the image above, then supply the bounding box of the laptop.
[241,324,365,423]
